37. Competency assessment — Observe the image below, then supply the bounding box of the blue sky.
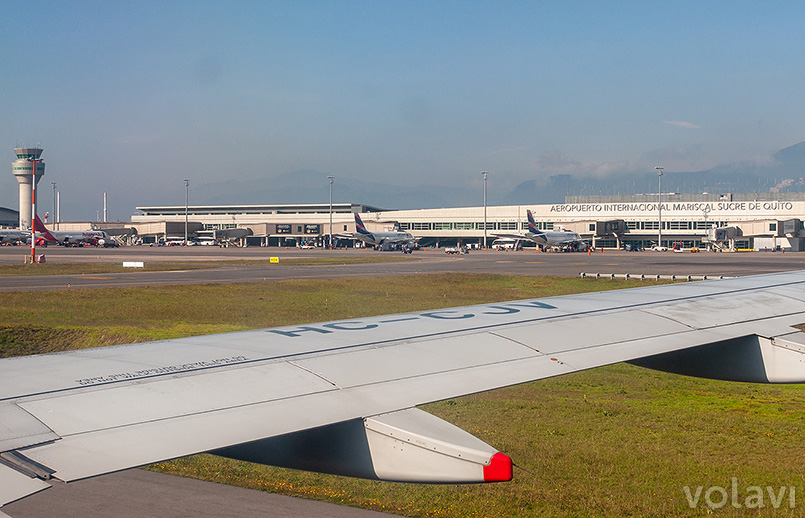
[2,1,805,220]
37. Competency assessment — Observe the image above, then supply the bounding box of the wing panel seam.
[288,361,341,388]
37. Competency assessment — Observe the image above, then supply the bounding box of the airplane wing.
[381,235,415,244]
[0,232,26,244]
[491,233,527,240]
[493,232,545,244]
[2,271,805,508]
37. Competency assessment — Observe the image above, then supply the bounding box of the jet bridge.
[555,219,626,248]
[708,225,742,252]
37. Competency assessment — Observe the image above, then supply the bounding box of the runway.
[0,246,803,291]
[3,469,395,518]
[2,246,804,518]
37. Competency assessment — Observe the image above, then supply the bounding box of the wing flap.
[0,463,50,507]
[642,291,805,329]
[492,309,691,355]
[0,403,58,452]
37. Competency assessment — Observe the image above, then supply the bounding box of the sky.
[2,0,805,221]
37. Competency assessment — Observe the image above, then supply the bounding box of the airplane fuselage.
[37,230,107,245]
[0,230,27,244]
[526,231,582,247]
[356,231,414,247]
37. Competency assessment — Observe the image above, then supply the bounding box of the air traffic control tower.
[12,147,45,230]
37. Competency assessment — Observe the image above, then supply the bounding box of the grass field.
[1,274,803,517]
[0,255,413,276]
[0,262,211,276]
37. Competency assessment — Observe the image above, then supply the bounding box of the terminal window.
[668,221,690,230]
[523,221,552,230]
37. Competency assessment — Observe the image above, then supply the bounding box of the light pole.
[327,176,334,250]
[655,166,663,248]
[481,171,489,249]
[702,205,710,251]
[184,178,190,246]
[51,182,56,227]
[28,157,42,264]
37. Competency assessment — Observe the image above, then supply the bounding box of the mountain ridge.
[147,141,805,211]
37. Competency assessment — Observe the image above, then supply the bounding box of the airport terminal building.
[130,192,805,251]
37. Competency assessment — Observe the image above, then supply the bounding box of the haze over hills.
[146,142,805,212]
[509,141,805,206]
[147,170,481,211]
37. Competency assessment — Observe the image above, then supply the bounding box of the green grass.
[0,255,413,276]
[145,366,805,518]
[0,274,637,343]
[1,274,803,517]
[0,262,212,276]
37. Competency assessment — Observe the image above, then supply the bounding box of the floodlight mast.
[481,171,489,249]
[328,176,334,250]
[51,182,56,227]
[29,156,40,263]
[184,179,190,246]
[655,166,664,248]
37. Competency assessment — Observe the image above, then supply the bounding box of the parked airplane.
[0,229,27,244]
[2,270,805,511]
[33,215,108,246]
[343,213,416,248]
[496,210,584,249]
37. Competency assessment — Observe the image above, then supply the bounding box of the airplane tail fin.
[526,210,543,235]
[33,214,47,232]
[33,215,57,242]
[354,213,372,236]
